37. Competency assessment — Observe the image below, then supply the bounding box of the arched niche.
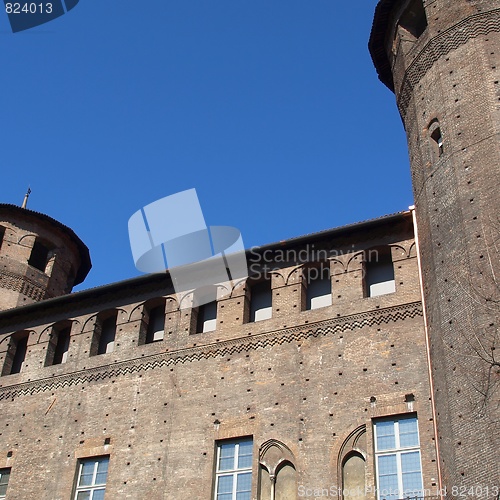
[258,440,297,500]
[337,426,367,500]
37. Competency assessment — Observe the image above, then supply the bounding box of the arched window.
[429,119,444,158]
[338,426,367,500]
[342,452,366,499]
[258,440,297,500]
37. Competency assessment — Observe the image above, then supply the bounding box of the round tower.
[0,204,91,310]
[370,0,500,493]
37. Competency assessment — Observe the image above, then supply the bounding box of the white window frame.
[74,456,109,500]
[0,468,10,499]
[214,438,253,500]
[373,415,423,500]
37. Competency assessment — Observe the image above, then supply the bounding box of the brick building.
[370,0,500,496]
[0,1,498,499]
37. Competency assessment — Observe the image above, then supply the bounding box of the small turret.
[0,204,91,310]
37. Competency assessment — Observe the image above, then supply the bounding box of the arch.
[389,244,408,260]
[259,440,297,500]
[342,452,366,500]
[346,252,364,273]
[17,233,37,245]
[427,118,444,158]
[285,264,304,286]
[227,277,247,298]
[408,242,417,258]
[274,460,297,500]
[330,257,346,274]
[337,426,367,500]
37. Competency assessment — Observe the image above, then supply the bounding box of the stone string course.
[0,301,422,401]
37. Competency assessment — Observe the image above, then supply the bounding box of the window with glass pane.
[74,457,109,500]
[0,468,10,499]
[374,415,423,500]
[214,438,253,500]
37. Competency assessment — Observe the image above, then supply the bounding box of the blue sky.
[0,0,411,291]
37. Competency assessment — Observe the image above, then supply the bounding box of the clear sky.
[0,0,412,291]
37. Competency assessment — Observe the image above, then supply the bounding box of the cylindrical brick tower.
[370,0,500,495]
[0,204,91,310]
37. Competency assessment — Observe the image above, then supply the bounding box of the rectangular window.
[28,240,50,272]
[74,456,109,500]
[374,415,423,500]
[0,468,11,499]
[214,438,253,500]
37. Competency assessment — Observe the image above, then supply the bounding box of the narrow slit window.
[146,304,165,343]
[365,247,396,298]
[305,266,332,310]
[431,127,444,156]
[52,326,71,365]
[197,301,217,333]
[98,316,116,354]
[5,332,29,375]
[249,280,272,322]
[92,313,118,356]
[0,226,5,253]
